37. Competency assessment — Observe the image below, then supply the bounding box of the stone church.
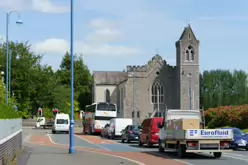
[92,24,200,123]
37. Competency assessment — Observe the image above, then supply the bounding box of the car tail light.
[151,131,158,135]
[129,130,133,134]
[220,141,229,146]
[188,141,197,147]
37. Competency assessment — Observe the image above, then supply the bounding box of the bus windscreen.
[97,103,116,111]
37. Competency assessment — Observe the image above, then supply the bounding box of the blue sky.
[0,0,247,73]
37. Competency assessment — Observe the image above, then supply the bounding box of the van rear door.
[151,118,163,133]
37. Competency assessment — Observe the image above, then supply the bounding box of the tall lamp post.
[69,0,76,154]
[132,72,137,125]
[9,51,20,98]
[5,11,22,104]
[156,71,160,116]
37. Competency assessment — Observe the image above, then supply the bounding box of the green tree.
[57,52,92,110]
[201,69,248,109]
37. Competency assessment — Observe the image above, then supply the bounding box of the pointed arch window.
[151,81,164,103]
[185,45,194,61]
[105,89,110,102]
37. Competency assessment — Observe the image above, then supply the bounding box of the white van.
[52,113,70,134]
[107,118,133,139]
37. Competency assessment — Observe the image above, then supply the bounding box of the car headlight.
[236,139,247,144]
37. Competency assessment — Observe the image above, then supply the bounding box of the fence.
[0,119,22,165]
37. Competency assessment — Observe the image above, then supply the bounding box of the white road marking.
[224,152,248,157]
[223,154,248,162]
[75,134,111,151]
[23,134,32,144]
[47,134,145,165]
[47,133,103,151]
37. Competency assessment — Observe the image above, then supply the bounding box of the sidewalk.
[17,144,138,165]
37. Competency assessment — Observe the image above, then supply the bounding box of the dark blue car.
[222,127,248,150]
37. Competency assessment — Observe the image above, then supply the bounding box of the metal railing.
[0,119,22,165]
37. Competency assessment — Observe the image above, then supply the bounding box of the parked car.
[121,125,141,143]
[139,117,163,147]
[107,118,133,139]
[101,123,110,137]
[222,127,248,150]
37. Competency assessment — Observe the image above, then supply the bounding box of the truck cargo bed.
[165,129,233,140]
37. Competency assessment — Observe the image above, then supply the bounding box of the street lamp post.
[157,88,160,115]
[188,73,192,110]
[5,11,22,104]
[69,0,76,154]
[132,72,137,125]
[156,71,160,116]
[9,51,20,98]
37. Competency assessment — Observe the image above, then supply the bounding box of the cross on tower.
[155,48,159,54]
[186,16,191,26]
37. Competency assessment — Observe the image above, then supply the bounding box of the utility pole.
[157,88,160,116]
[132,72,137,125]
[188,73,192,110]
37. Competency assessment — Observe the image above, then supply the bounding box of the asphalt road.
[22,128,248,165]
[20,128,139,165]
[110,138,248,165]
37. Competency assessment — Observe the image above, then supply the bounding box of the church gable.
[178,24,198,41]
[93,71,128,85]
[126,54,175,78]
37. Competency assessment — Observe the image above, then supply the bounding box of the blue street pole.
[69,0,76,154]
[9,51,12,99]
[6,13,9,104]
[5,11,22,104]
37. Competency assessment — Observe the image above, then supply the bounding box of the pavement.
[18,127,248,165]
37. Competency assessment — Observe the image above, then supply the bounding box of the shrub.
[0,103,21,119]
[205,105,248,129]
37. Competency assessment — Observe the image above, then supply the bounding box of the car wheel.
[121,137,125,143]
[146,138,152,148]
[158,139,164,153]
[52,130,56,134]
[138,137,143,146]
[127,137,130,143]
[213,152,222,158]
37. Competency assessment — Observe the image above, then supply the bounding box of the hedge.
[205,105,248,129]
[0,103,21,119]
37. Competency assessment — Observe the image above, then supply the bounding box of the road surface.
[19,128,141,165]
[20,127,248,165]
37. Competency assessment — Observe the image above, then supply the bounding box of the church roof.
[178,24,197,41]
[93,71,128,85]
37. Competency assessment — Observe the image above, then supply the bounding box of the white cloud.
[86,19,123,43]
[32,38,140,57]
[78,43,140,56]
[86,29,123,43]
[32,0,69,13]
[33,18,141,56]
[0,0,69,13]
[198,16,248,21]
[32,38,69,54]
[88,19,118,29]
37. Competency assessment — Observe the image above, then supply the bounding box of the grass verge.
[10,147,24,165]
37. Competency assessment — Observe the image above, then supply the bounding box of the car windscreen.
[131,125,141,131]
[234,128,245,136]
[56,119,68,124]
